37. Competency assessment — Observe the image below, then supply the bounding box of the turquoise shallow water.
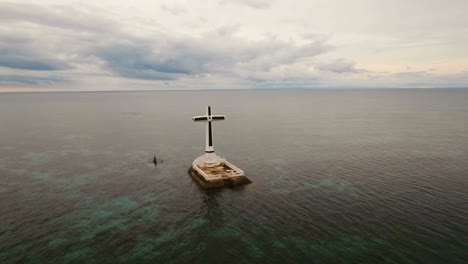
[0,89,467,263]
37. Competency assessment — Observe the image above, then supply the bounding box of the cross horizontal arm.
[193,116,208,121]
[211,115,225,120]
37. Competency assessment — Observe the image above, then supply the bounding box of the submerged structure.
[188,106,251,189]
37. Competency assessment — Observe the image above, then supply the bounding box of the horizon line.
[1,87,468,94]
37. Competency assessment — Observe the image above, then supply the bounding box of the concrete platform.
[188,167,251,190]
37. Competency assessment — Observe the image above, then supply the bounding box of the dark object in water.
[153,155,158,166]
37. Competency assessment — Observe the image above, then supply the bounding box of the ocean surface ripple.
[0,89,467,263]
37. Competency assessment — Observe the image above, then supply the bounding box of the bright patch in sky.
[0,0,467,91]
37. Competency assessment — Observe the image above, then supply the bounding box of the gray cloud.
[392,70,430,78]
[0,2,116,33]
[5,1,462,90]
[316,58,365,74]
[84,22,333,81]
[160,4,187,15]
[93,43,184,80]
[0,57,63,71]
[0,2,332,86]
[0,28,72,71]
[219,0,274,9]
[0,43,70,71]
[0,3,117,73]
[359,69,468,88]
[395,70,468,88]
[0,74,69,86]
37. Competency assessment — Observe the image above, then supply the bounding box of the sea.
[0,89,467,263]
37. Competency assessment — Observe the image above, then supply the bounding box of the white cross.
[193,106,225,153]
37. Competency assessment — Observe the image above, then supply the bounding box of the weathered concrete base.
[188,167,252,190]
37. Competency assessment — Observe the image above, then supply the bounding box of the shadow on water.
[201,192,223,227]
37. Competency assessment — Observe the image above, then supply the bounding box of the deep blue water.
[0,89,467,263]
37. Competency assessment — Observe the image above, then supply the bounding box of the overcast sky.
[1,0,467,91]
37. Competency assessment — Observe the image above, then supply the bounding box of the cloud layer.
[0,1,467,91]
